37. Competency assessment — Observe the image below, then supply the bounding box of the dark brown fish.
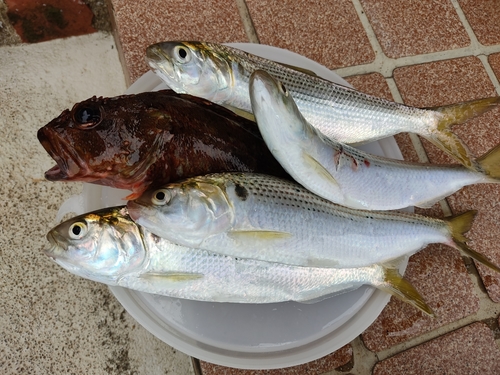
[37,90,289,199]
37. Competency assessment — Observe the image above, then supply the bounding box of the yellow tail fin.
[476,143,500,179]
[427,96,500,169]
[378,267,435,317]
[446,210,500,273]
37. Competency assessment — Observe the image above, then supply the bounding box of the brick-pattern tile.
[393,57,500,301]
[489,53,500,82]
[109,0,248,84]
[5,0,96,44]
[199,344,352,375]
[246,0,375,69]
[458,0,500,46]
[373,322,500,375]
[362,240,479,352]
[360,0,470,58]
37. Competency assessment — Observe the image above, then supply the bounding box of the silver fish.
[145,41,500,170]
[127,173,499,272]
[249,70,500,211]
[44,206,433,315]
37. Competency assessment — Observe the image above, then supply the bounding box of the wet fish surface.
[249,70,500,210]
[127,173,500,272]
[45,206,433,315]
[37,90,289,199]
[146,41,500,170]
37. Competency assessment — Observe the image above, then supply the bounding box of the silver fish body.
[146,41,500,169]
[44,206,432,314]
[127,173,496,271]
[249,70,500,211]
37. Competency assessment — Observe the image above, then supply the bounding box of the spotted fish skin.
[127,173,482,270]
[44,206,434,316]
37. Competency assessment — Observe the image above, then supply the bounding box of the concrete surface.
[0,31,194,375]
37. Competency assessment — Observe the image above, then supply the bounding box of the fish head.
[44,207,146,283]
[146,41,233,103]
[127,176,234,247]
[38,93,172,197]
[250,70,315,145]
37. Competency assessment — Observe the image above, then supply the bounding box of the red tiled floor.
[393,57,500,302]
[362,240,479,352]
[372,322,500,375]
[359,0,470,58]
[245,0,375,69]
[199,345,352,375]
[489,53,500,82]
[5,0,95,43]
[458,0,500,46]
[109,0,248,84]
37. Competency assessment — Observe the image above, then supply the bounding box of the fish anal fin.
[139,272,204,282]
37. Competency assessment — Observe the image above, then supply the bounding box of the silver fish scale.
[205,42,433,143]
[121,228,382,303]
[191,173,449,268]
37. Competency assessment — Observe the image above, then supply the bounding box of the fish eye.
[174,45,191,63]
[279,81,289,97]
[152,189,171,206]
[73,103,102,128]
[68,221,88,240]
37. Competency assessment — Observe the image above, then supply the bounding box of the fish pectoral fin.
[227,230,292,241]
[302,151,339,187]
[139,272,204,282]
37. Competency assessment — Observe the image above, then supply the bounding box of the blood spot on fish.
[333,149,342,170]
[351,158,359,171]
[235,184,249,201]
[364,159,370,167]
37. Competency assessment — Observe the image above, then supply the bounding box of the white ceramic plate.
[57,44,407,370]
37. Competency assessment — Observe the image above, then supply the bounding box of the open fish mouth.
[37,127,88,181]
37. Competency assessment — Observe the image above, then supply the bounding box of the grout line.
[336,44,500,79]
[234,0,260,44]
[190,357,203,375]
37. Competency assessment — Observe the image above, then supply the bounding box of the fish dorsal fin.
[227,230,292,241]
[275,62,319,77]
[139,272,204,281]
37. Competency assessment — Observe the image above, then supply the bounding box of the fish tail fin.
[445,210,477,243]
[426,96,500,169]
[454,242,500,274]
[445,210,500,273]
[476,143,500,180]
[377,266,435,317]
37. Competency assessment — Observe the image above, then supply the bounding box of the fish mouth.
[37,127,90,181]
[44,232,63,260]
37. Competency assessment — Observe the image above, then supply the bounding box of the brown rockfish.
[37,90,289,199]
